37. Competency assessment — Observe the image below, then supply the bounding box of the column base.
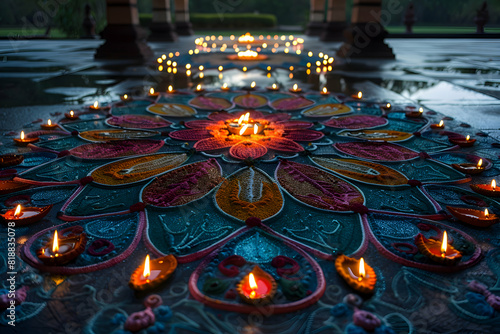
[320,21,346,42]
[149,22,178,41]
[306,21,324,36]
[336,23,395,59]
[95,24,153,60]
[175,21,193,36]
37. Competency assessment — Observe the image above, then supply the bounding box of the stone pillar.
[150,0,177,41]
[320,0,347,41]
[174,0,193,36]
[337,0,394,59]
[306,0,326,36]
[95,0,153,60]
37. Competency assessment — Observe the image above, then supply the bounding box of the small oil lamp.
[0,154,23,168]
[226,112,265,136]
[351,91,362,99]
[470,179,499,198]
[236,266,277,305]
[1,204,53,226]
[238,32,255,43]
[415,231,462,265]
[382,102,392,111]
[13,131,39,146]
[452,158,485,175]
[266,83,279,91]
[40,119,58,130]
[37,229,87,265]
[447,206,499,227]
[449,134,476,147]
[90,101,101,110]
[129,254,177,291]
[289,84,302,93]
[430,120,445,130]
[194,84,205,93]
[335,255,376,294]
[320,87,329,96]
[221,83,230,91]
[167,85,176,94]
[148,88,159,97]
[120,94,130,101]
[64,110,79,120]
[406,107,425,118]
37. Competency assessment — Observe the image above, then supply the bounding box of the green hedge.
[139,13,277,29]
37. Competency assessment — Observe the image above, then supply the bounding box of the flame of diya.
[238,32,255,43]
[225,112,265,136]
[129,254,177,291]
[335,255,376,294]
[236,265,277,305]
[470,179,499,198]
[431,120,445,129]
[415,232,462,265]
[1,204,53,226]
[447,206,499,227]
[452,158,484,175]
[37,229,88,265]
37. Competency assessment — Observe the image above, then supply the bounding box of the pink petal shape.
[169,129,213,141]
[259,137,304,153]
[194,137,241,151]
[278,120,314,130]
[283,130,324,142]
[229,140,268,160]
[185,120,218,129]
[334,142,419,161]
[262,113,291,122]
[322,115,387,129]
[208,111,235,122]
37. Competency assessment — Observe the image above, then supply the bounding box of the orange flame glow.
[143,254,150,279]
[492,179,496,190]
[485,208,489,217]
[14,204,21,218]
[441,231,448,257]
[52,230,59,254]
[20,131,25,140]
[477,159,483,168]
[357,91,362,99]
[358,258,366,281]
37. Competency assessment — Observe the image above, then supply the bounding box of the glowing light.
[357,91,362,99]
[441,231,448,257]
[253,124,258,135]
[386,103,391,109]
[218,66,223,71]
[244,112,250,122]
[272,83,277,89]
[143,254,150,279]
[438,120,444,127]
[292,84,298,91]
[47,119,52,126]
[267,66,271,71]
[199,73,204,78]
[149,88,155,95]
[238,33,255,43]
[237,114,245,125]
[157,58,162,63]
[199,65,204,71]
[477,159,483,168]
[251,81,256,88]
[322,87,328,94]
[465,135,470,141]
[284,48,289,53]
[492,179,496,190]
[172,62,177,67]
[319,52,324,58]
[167,60,172,65]
[20,131,25,140]
[168,85,173,93]
[161,54,166,60]
[289,66,294,71]
[158,65,163,71]
[70,110,74,117]
[358,258,365,281]
[186,70,191,76]
[14,205,21,218]
[239,124,249,136]
[52,230,59,254]
[249,273,258,298]
[419,107,424,113]
[222,83,228,89]
[485,208,489,217]
[196,84,202,91]
[93,101,99,109]
[237,50,259,59]
[308,51,313,57]
[262,43,267,48]
[123,95,128,100]
[243,67,247,72]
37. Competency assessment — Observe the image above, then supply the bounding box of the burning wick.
[20,131,25,140]
[47,119,52,126]
[123,94,128,100]
[196,84,202,91]
[466,135,470,141]
[13,205,21,218]
[386,103,391,109]
[237,114,245,125]
[438,120,444,127]
[69,110,74,117]
[419,107,424,113]
[441,231,448,258]
[168,85,173,93]
[248,273,258,298]
[253,124,258,135]
[272,83,277,89]
[358,257,365,281]
[222,83,228,89]
[492,179,496,191]
[93,101,99,109]
[52,230,59,255]
[239,124,249,136]
[485,208,489,218]
[322,87,328,94]
[357,91,362,99]
[477,159,483,168]
[292,84,298,91]
[149,88,155,95]
[251,81,256,89]
[143,254,151,281]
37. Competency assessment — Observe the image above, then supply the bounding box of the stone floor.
[0,36,499,145]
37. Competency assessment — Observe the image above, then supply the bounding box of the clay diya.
[13,131,39,146]
[221,83,230,92]
[1,204,52,226]
[166,85,176,94]
[351,91,362,99]
[237,265,277,305]
[40,119,58,130]
[406,107,424,118]
[447,206,499,227]
[37,229,87,265]
[415,231,462,265]
[320,87,330,96]
[470,179,499,198]
[0,154,24,168]
[335,255,376,294]
[289,84,302,93]
[266,83,279,91]
[449,135,476,148]
[129,254,177,291]
[194,84,205,94]
[430,120,445,130]
[225,112,265,136]
[64,110,79,120]
[89,101,101,110]
[0,181,31,196]
[452,158,484,175]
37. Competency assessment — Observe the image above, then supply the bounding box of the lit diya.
[351,91,363,99]
[382,102,392,111]
[452,158,485,175]
[221,83,230,92]
[1,204,52,226]
[243,81,257,91]
[406,107,424,118]
[40,119,58,130]
[449,135,476,148]
[320,87,330,96]
[0,154,24,168]
[236,266,277,305]
[470,179,499,198]
[335,255,376,294]
[266,83,279,91]
[225,112,265,136]
[238,32,255,43]
[194,84,205,93]
[447,206,499,227]
[148,88,159,97]
[64,110,79,120]
[120,94,130,101]
[37,229,87,266]
[13,131,39,146]
[415,231,462,265]
[167,85,176,94]
[227,50,268,61]
[129,254,177,291]
[89,101,101,110]
[289,84,302,93]
[430,120,445,129]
